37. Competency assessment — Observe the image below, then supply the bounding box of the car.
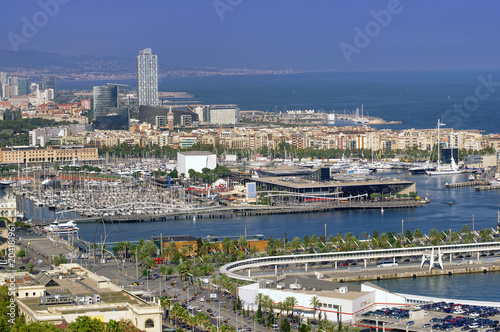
[199,297,205,302]
[192,296,197,301]
[207,309,212,313]
[423,324,431,328]
[246,329,252,331]
[407,321,415,326]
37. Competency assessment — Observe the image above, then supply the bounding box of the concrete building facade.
[0,145,98,164]
[177,151,217,177]
[6,264,162,332]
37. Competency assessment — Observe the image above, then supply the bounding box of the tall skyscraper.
[137,48,158,107]
[42,75,57,95]
[17,78,30,96]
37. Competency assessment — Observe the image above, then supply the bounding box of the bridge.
[220,241,500,281]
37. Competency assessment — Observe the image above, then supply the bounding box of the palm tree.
[285,296,298,318]
[310,296,320,321]
[255,293,265,308]
[116,242,125,259]
[414,228,423,239]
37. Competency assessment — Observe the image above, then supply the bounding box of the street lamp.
[236,309,241,332]
[146,268,152,302]
[217,301,226,332]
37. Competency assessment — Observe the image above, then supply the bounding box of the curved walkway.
[220,241,500,281]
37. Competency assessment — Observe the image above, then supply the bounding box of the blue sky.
[1,0,499,71]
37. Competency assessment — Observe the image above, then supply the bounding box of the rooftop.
[178,151,216,156]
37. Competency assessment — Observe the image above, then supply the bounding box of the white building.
[237,281,405,323]
[177,151,217,177]
[137,48,158,107]
[208,106,240,125]
[8,264,162,332]
[0,191,17,222]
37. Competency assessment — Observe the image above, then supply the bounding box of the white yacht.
[346,166,373,175]
[44,220,79,235]
[409,160,436,175]
[426,157,465,176]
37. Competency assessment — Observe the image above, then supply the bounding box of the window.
[145,319,154,328]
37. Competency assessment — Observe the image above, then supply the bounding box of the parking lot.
[358,302,500,332]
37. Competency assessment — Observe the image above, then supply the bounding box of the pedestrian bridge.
[220,241,500,281]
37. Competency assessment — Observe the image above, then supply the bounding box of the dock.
[30,199,429,225]
[445,181,488,188]
[476,185,500,191]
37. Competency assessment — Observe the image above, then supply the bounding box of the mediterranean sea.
[59,70,500,133]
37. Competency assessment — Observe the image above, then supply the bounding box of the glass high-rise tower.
[93,85,129,130]
[42,75,57,94]
[137,48,158,107]
[93,85,118,117]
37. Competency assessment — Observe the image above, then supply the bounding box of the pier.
[476,184,500,191]
[30,199,428,225]
[445,181,488,188]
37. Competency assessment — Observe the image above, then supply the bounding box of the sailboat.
[426,121,465,176]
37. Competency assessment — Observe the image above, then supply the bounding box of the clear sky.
[1,0,499,71]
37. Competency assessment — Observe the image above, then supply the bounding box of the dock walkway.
[476,185,500,191]
[30,199,428,225]
[445,181,488,188]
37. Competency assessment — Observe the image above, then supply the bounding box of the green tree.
[66,316,105,332]
[11,321,61,332]
[299,323,311,332]
[310,296,320,321]
[280,317,291,332]
[51,253,68,266]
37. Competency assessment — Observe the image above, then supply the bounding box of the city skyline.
[0,1,498,72]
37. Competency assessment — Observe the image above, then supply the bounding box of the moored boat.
[44,220,79,235]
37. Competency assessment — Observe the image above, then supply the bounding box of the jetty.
[30,199,429,225]
[476,184,500,191]
[445,181,488,188]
